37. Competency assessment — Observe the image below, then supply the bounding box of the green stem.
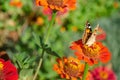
[82,63,89,80]
[33,13,57,80]
[45,13,56,43]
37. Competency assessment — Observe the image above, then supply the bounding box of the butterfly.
[82,21,106,46]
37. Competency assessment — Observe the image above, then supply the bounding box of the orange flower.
[53,57,92,80]
[72,26,78,32]
[36,0,76,11]
[10,0,22,8]
[113,2,119,9]
[36,0,76,18]
[70,39,111,65]
[36,16,44,26]
[60,26,66,32]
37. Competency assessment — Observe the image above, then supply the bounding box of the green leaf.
[39,36,44,48]
[32,32,41,47]
[45,47,60,58]
[14,53,35,69]
[19,69,33,80]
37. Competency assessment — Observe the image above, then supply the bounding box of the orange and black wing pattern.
[82,21,92,44]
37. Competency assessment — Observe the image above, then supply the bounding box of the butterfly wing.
[96,27,106,41]
[85,24,100,46]
[82,21,92,44]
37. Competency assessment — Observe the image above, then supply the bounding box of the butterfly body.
[82,21,104,46]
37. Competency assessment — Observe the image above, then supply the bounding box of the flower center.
[0,62,4,80]
[83,43,100,58]
[100,71,108,79]
[0,62,3,70]
[47,0,63,7]
[64,61,81,77]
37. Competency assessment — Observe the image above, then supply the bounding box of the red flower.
[0,58,18,80]
[70,39,111,65]
[90,66,117,80]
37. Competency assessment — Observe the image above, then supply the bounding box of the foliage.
[0,0,119,80]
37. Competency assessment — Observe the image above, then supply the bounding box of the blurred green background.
[0,0,120,80]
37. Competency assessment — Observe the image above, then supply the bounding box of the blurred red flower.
[0,51,18,80]
[90,66,117,80]
[70,39,111,65]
